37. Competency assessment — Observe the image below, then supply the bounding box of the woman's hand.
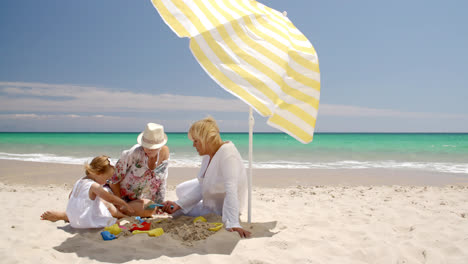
[119,202,136,215]
[161,201,181,214]
[228,227,251,238]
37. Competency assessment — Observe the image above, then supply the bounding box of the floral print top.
[110,144,169,203]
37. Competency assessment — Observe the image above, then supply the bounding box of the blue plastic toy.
[135,216,144,223]
[145,203,173,210]
[101,230,116,241]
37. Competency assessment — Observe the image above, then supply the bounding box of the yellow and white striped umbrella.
[151,0,320,143]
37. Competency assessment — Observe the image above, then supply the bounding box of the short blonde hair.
[84,155,114,176]
[188,117,223,152]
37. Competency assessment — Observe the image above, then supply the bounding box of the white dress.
[175,141,247,229]
[66,177,116,228]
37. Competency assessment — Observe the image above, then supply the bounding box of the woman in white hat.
[162,117,251,238]
[109,123,170,217]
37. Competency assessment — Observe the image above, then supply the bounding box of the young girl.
[41,155,135,228]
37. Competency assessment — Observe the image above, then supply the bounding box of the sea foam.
[0,152,467,174]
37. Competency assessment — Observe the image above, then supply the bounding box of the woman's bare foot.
[40,211,69,222]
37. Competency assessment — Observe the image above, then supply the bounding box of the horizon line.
[1,131,467,134]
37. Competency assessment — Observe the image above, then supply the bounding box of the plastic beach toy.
[193,216,224,232]
[104,224,122,235]
[101,231,116,241]
[132,228,164,237]
[193,216,207,223]
[208,223,224,232]
[130,221,151,231]
[135,216,144,223]
[145,203,174,210]
[145,203,163,209]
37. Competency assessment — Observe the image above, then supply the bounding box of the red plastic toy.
[130,221,151,231]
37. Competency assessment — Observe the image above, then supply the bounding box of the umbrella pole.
[248,107,254,224]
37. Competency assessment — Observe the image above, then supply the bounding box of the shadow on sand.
[53,221,278,262]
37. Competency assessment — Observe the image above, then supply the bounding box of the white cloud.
[0,113,132,121]
[1,81,466,120]
[0,113,85,120]
[1,113,41,119]
[319,104,468,119]
[0,81,245,113]
[0,113,218,132]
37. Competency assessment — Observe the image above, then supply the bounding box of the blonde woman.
[162,117,251,238]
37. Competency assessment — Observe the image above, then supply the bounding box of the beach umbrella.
[150,0,321,222]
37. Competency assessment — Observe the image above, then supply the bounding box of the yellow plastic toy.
[104,224,122,235]
[208,223,224,232]
[193,216,223,232]
[132,228,164,237]
[193,216,207,223]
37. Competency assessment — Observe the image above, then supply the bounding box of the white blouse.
[176,141,247,229]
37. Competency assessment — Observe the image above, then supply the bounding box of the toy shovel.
[132,228,164,237]
[145,203,173,210]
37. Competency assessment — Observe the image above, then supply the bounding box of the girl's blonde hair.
[84,155,114,176]
[188,116,223,152]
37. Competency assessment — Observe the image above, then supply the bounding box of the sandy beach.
[1,160,468,264]
[2,0,468,263]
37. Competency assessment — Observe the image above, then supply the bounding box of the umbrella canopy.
[151,0,320,143]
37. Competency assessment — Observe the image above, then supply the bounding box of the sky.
[0,0,467,133]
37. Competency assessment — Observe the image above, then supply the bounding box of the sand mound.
[115,214,222,246]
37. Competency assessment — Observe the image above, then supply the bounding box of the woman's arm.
[221,156,251,238]
[221,156,242,228]
[153,162,168,203]
[176,179,203,213]
[109,147,136,197]
[153,146,170,203]
[163,179,203,214]
[109,182,121,198]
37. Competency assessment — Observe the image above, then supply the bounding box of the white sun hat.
[137,123,168,149]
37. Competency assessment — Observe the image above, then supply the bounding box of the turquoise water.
[0,133,467,174]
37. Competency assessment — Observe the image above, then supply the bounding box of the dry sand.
[1,160,468,263]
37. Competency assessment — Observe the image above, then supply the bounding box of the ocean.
[0,133,467,174]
